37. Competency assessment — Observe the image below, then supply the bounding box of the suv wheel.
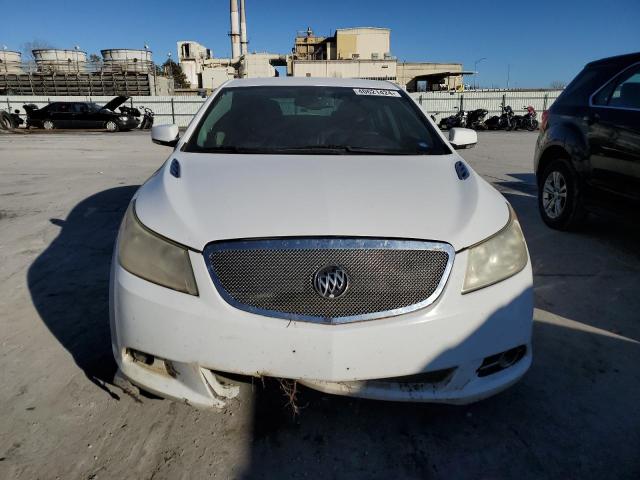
[43,120,55,130]
[538,158,586,230]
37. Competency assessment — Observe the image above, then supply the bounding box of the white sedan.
[110,78,533,408]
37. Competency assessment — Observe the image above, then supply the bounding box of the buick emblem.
[313,266,349,299]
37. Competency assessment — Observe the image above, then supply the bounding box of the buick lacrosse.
[110,78,533,407]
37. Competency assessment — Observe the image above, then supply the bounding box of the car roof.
[223,77,401,90]
[586,51,640,68]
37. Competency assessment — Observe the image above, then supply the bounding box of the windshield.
[184,86,450,155]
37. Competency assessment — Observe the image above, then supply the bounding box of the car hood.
[102,95,129,112]
[134,153,509,252]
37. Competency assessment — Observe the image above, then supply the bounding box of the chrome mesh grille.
[204,238,454,324]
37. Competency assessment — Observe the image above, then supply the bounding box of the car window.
[593,64,640,109]
[72,103,89,113]
[56,103,71,113]
[86,103,101,113]
[186,86,450,155]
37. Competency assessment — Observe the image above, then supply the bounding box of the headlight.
[118,202,198,295]
[119,116,128,121]
[462,204,528,293]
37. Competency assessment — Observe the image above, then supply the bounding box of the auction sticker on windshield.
[353,88,401,97]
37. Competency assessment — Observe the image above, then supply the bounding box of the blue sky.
[2,0,639,88]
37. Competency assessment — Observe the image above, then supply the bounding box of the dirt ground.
[0,130,639,479]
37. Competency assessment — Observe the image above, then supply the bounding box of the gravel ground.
[0,130,639,480]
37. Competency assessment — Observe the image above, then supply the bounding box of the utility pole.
[506,63,511,90]
[473,57,486,90]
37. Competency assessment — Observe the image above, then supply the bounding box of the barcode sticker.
[353,88,401,97]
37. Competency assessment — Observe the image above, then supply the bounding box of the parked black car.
[534,52,640,229]
[24,96,139,132]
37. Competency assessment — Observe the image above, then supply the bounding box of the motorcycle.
[117,104,153,130]
[485,104,517,131]
[438,107,467,130]
[514,105,539,131]
[466,108,489,130]
[137,106,154,130]
[0,109,24,130]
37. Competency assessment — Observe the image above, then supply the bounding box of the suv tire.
[538,157,586,230]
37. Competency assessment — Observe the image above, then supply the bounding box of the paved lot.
[1,130,639,479]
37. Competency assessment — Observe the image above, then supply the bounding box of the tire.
[105,120,119,132]
[0,111,12,130]
[538,157,586,230]
[43,120,55,130]
[527,119,539,131]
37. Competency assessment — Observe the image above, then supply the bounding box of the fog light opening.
[129,348,154,365]
[127,349,176,377]
[477,346,526,377]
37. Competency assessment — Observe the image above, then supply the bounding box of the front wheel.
[538,158,586,230]
[105,120,119,132]
[527,119,539,131]
[43,120,55,130]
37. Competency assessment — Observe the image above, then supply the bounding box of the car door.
[589,63,640,201]
[70,103,91,128]
[52,102,74,128]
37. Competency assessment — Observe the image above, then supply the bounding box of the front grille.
[204,238,454,324]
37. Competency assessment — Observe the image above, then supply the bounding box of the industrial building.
[177,1,468,93]
[290,27,467,91]
[1,0,468,95]
[0,47,172,96]
[176,0,286,91]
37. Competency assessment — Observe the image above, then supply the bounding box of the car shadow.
[27,185,139,399]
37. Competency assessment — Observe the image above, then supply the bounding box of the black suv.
[534,52,640,229]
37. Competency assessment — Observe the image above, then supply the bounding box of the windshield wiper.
[194,145,428,155]
[268,145,419,155]
[196,146,266,153]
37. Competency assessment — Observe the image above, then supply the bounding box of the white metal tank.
[101,49,153,73]
[0,50,23,74]
[33,49,87,73]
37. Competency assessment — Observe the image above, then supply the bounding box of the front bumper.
[110,247,533,408]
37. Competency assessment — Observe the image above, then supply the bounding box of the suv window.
[185,86,450,155]
[593,64,640,109]
[556,64,623,106]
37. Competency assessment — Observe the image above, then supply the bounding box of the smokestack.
[229,0,241,59]
[240,0,248,55]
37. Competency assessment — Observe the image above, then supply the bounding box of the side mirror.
[449,128,477,149]
[151,124,179,147]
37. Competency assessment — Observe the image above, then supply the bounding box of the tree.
[161,59,189,88]
[88,53,102,71]
[20,40,54,60]
[549,80,566,89]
